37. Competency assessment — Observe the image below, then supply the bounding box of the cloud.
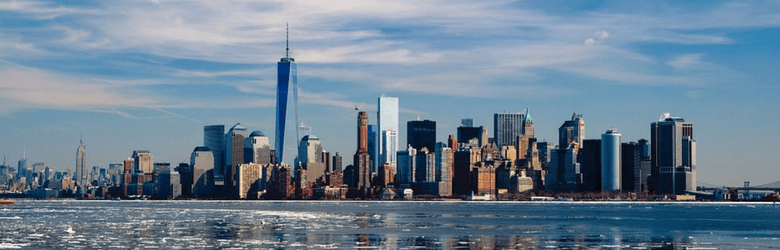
[584,38,596,46]
[667,53,704,69]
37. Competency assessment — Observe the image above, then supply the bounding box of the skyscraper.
[225,123,248,192]
[651,113,696,195]
[559,113,585,149]
[298,135,325,184]
[275,26,299,166]
[190,146,214,197]
[132,150,153,173]
[204,125,225,182]
[377,96,399,173]
[601,129,621,192]
[407,120,436,152]
[367,124,377,168]
[245,131,271,165]
[493,112,524,148]
[76,139,87,185]
[353,111,372,192]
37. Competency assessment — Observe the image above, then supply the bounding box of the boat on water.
[0,199,14,205]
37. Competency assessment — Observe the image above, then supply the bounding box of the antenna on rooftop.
[286,23,290,59]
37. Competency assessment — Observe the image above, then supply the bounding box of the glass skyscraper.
[274,33,299,166]
[377,96,399,173]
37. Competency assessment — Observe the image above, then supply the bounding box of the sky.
[0,0,779,187]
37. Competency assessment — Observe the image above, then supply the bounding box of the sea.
[1,200,779,249]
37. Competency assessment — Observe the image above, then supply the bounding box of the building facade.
[601,129,621,192]
[407,120,436,152]
[651,114,696,194]
[274,36,299,166]
[377,96,399,173]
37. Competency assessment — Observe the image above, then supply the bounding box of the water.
[1,201,779,249]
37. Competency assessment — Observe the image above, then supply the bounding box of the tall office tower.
[461,118,473,128]
[377,96,399,173]
[435,142,453,196]
[353,111,372,192]
[453,148,481,196]
[132,150,153,173]
[245,131,271,164]
[275,27,299,166]
[379,130,398,173]
[332,152,342,173]
[457,125,488,148]
[651,114,695,194]
[204,125,225,181]
[236,163,262,199]
[601,129,621,192]
[76,139,87,185]
[637,139,652,192]
[396,145,417,186]
[523,108,534,138]
[527,138,541,170]
[621,142,641,192]
[367,124,377,168]
[407,120,436,152]
[448,135,458,152]
[559,113,585,149]
[225,123,248,192]
[322,151,331,173]
[190,146,214,197]
[579,139,602,192]
[298,135,325,184]
[17,151,26,180]
[415,148,435,183]
[493,112,525,148]
[546,147,580,191]
[537,141,554,168]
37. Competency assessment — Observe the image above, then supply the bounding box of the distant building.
[353,111,372,194]
[461,118,473,128]
[332,152,342,173]
[396,145,416,186]
[204,125,225,182]
[237,163,263,199]
[559,113,585,149]
[651,114,696,194]
[132,150,153,174]
[457,126,488,148]
[298,135,326,184]
[367,124,377,169]
[377,96,399,173]
[76,139,87,185]
[190,146,214,197]
[407,120,436,152]
[601,129,621,191]
[274,41,299,166]
[493,112,524,148]
[580,139,602,192]
[225,123,248,194]
[621,142,641,192]
[434,142,453,196]
[245,131,271,165]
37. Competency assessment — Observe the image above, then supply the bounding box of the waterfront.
[1,201,779,249]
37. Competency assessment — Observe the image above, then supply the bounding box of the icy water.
[1,201,779,249]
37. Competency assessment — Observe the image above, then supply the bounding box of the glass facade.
[275,57,299,165]
[377,97,399,173]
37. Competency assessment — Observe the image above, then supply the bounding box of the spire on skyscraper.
[286,23,290,59]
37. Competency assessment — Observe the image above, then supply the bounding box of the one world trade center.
[274,26,298,165]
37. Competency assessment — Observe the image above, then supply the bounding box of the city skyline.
[1,1,779,187]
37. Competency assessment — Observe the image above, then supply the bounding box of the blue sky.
[1,0,779,186]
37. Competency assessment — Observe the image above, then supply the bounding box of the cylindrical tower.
[601,128,622,191]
